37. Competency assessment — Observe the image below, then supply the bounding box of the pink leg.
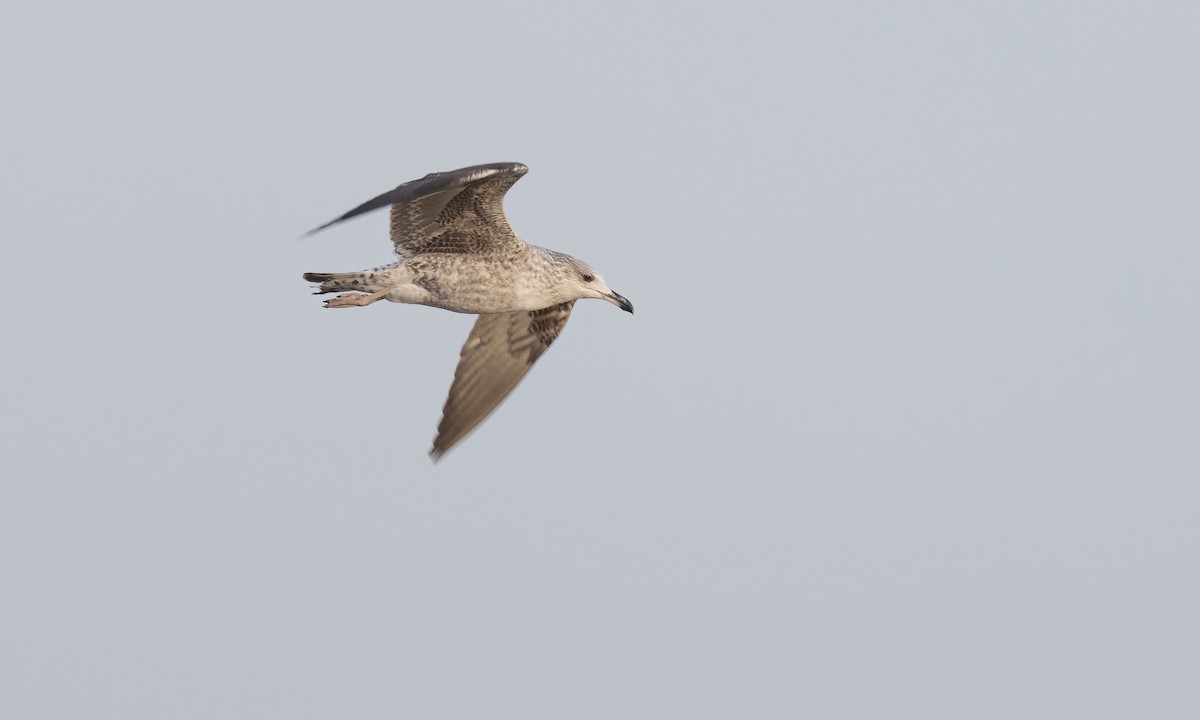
[324,290,389,308]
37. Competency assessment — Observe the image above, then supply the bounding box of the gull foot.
[323,290,388,308]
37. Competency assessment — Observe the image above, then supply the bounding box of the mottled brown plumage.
[303,163,633,461]
[432,301,576,460]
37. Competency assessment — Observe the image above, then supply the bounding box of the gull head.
[564,261,633,314]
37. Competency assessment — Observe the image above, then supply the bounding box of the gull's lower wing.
[431,301,575,461]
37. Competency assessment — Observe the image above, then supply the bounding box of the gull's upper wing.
[431,301,576,461]
[306,162,530,257]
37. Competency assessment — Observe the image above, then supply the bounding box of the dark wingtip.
[302,220,337,238]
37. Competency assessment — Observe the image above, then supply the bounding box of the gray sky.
[2,1,1197,717]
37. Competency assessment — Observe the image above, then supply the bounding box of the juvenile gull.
[302,162,633,461]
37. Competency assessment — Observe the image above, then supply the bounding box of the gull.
[302,162,633,461]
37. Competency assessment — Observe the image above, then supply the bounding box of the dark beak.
[607,291,634,314]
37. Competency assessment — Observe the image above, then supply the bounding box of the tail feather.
[303,271,369,295]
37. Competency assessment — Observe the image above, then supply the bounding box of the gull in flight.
[303,162,633,461]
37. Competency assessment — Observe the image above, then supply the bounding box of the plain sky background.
[2,1,1197,717]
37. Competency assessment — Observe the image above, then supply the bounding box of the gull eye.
[581,273,594,283]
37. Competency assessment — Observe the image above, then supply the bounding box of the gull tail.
[303,271,371,295]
